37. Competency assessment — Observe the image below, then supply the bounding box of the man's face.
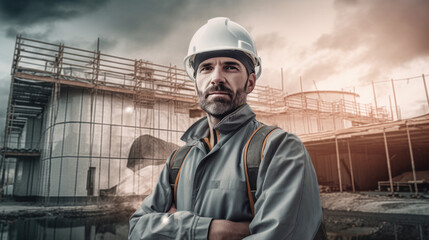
[195,57,255,119]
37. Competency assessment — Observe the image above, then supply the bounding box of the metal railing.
[10,36,393,121]
[285,95,390,120]
[12,36,287,113]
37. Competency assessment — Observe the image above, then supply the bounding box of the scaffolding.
[0,36,290,204]
[0,36,413,204]
[284,91,390,122]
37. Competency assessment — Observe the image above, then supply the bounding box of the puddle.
[0,213,129,240]
[1,211,428,239]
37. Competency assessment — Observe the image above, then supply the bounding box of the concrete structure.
[0,36,426,205]
[301,114,429,192]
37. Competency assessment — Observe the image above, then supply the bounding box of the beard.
[196,82,248,120]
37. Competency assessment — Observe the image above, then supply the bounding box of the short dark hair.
[193,50,255,78]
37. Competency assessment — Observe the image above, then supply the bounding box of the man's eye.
[225,66,238,70]
[200,66,212,72]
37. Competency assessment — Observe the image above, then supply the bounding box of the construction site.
[0,36,428,207]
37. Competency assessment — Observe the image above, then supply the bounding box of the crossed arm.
[128,159,251,240]
[129,132,323,239]
[168,203,251,240]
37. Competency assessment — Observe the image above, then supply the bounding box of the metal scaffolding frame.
[1,36,424,204]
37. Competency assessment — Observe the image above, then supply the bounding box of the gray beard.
[197,85,247,120]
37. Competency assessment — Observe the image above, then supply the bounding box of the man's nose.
[210,66,225,85]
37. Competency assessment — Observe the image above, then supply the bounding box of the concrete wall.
[309,148,388,191]
[13,158,39,197]
[307,139,429,191]
[25,87,199,200]
[16,117,43,150]
[25,117,43,149]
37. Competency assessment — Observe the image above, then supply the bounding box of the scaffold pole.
[335,135,343,192]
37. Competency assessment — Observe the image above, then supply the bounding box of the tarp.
[127,134,179,171]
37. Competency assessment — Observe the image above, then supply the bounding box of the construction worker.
[129,17,325,239]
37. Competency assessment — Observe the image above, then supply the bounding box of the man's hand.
[208,220,250,240]
[168,203,177,214]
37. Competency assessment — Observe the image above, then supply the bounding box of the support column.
[353,88,358,116]
[423,74,429,112]
[389,96,394,121]
[382,128,394,194]
[391,79,399,120]
[372,80,379,119]
[347,141,355,192]
[406,122,418,194]
[335,135,343,192]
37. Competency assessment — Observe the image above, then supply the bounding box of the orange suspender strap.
[169,145,193,205]
[243,125,279,217]
[203,138,212,151]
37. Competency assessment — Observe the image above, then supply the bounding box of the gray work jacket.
[129,104,323,239]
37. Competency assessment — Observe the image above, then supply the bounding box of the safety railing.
[12,36,287,113]
[11,36,390,119]
[284,95,390,120]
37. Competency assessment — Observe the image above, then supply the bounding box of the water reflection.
[1,213,428,240]
[0,213,129,240]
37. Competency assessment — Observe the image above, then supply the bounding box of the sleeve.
[244,131,323,240]
[128,152,213,240]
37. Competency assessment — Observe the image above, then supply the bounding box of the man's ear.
[246,73,256,94]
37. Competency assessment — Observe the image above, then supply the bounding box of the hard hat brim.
[184,48,261,81]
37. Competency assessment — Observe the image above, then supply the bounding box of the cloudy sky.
[0,0,428,138]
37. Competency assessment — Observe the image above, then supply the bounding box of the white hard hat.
[184,17,262,81]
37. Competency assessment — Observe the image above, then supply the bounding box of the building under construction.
[1,36,428,205]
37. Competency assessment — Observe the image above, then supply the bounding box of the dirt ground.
[320,192,429,215]
[320,192,429,239]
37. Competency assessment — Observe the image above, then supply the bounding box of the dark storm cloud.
[93,0,192,50]
[313,0,429,81]
[101,0,246,64]
[0,0,110,26]
[5,26,53,41]
[124,0,244,44]
[0,0,248,72]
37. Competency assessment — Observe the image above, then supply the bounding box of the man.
[129,17,324,239]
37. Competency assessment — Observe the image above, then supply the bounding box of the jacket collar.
[181,104,256,142]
